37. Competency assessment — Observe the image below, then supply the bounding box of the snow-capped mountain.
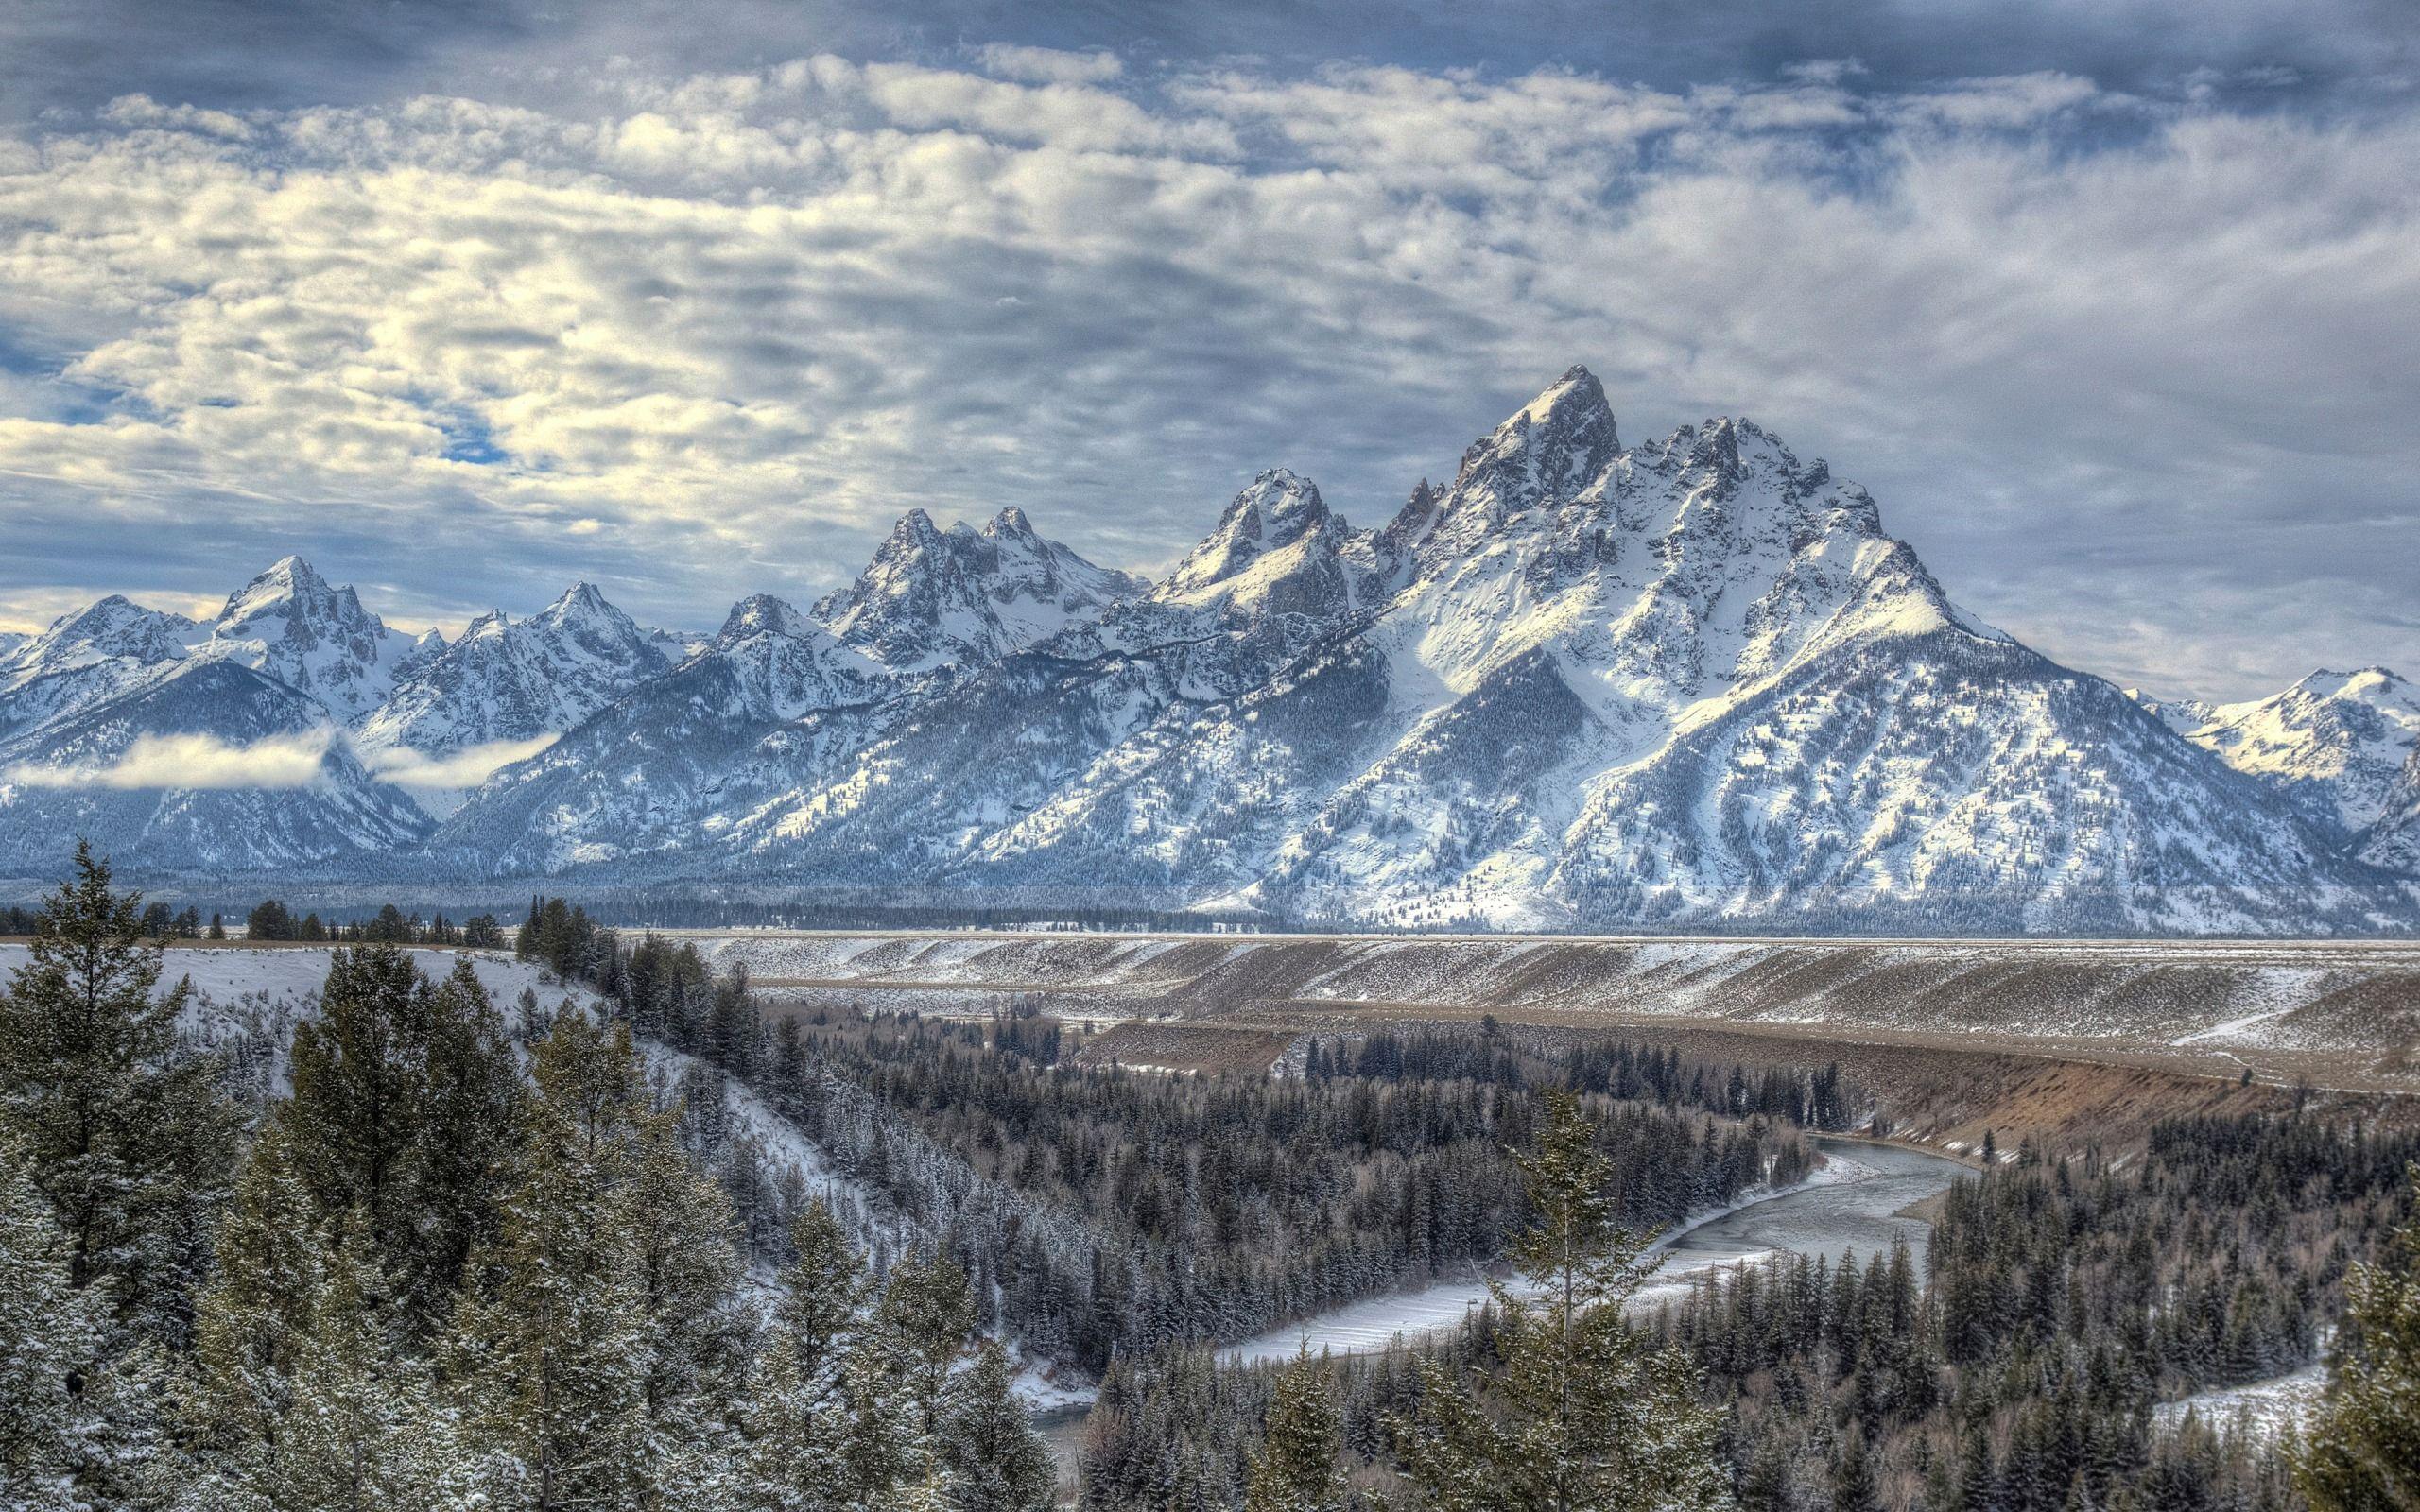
[0,596,205,745]
[2123,688,2217,737]
[2163,668,2420,837]
[2364,752,2420,872]
[0,565,688,857]
[912,368,2392,933]
[424,593,901,871]
[186,556,424,721]
[352,582,683,808]
[813,507,1147,672]
[421,369,2411,933]
[0,657,432,874]
[7,368,2417,933]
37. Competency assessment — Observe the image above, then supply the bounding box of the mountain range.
[4,367,2415,934]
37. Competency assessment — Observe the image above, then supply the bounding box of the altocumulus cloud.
[0,46,2415,698]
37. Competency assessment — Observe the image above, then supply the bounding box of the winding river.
[1227,1137,1969,1365]
[1035,1138,1971,1489]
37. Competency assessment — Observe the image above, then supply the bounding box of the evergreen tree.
[881,1250,977,1444]
[941,1339,1056,1512]
[742,1202,865,1511]
[1245,1347,1347,1512]
[1393,1091,1728,1512]
[182,1119,325,1471]
[2297,1163,2420,1511]
[1832,1429,1879,1512]
[400,960,523,1332]
[628,1093,748,1469]
[445,1014,649,1511]
[0,1138,152,1512]
[284,944,428,1269]
[263,1209,465,1512]
[0,841,237,1348]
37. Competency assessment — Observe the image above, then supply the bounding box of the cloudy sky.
[3,0,2416,700]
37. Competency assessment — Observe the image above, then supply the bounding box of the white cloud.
[0,56,2414,698]
[99,94,254,141]
[3,729,335,789]
[362,733,559,789]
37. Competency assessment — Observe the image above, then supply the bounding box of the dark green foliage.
[944,1339,1059,1512]
[1245,1349,1348,1512]
[0,841,238,1349]
[2297,1164,2420,1511]
[1392,1092,1728,1512]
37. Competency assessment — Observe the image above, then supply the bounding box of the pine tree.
[1245,1346,1347,1512]
[881,1251,977,1443]
[263,1209,466,1512]
[445,1014,649,1511]
[284,944,428,1270]
[941,1339,1056,1512]
[399,960,523,1332]
[181,1118,325,1469]
[2297,1163,2420,1511]
[0,841,237,1349]
[1832,1429,1879,1512]
[628,1094,748,1470]
[741,1202,865,1511]
[0,1138,151,1511]
[1393,1091,1728,1512]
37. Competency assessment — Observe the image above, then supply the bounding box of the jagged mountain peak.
[10,594,198,670]
[985,505,1038,540]
[1441,368,1621,523]
[1164,469,1343,596]
[543,579,614,614]
[350,581,681,800]
[718,593,819,645]
[10,368,2416,930]
[815,506,1144,672]
[191,557,405,720]
[216,554,349,627]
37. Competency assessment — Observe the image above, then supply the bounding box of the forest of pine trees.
[0,849,1057,1511]
[5,864,2417,1512]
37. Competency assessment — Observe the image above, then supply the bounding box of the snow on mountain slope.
[2173,667,2420,836]
[187,556,424,722]
[1,565,702,846]
[2,594,198,685]
[441,369,2397,935]
[425,594,901,873]
[0,631,21,662]
[942,369,2389,932]
[9,369,2416,933]
[0,659,432,873]
[814,507,1146,672]
[680,470,1392,879]
[2362,751,2420,872]
[354,583,682,812]
[2125,689,2217,737]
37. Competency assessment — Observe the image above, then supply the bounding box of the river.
[1034,1137,1970,1493]
[1226,1137,1968,1365]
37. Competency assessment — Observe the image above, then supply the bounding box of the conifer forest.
[4,857,2417,1512]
